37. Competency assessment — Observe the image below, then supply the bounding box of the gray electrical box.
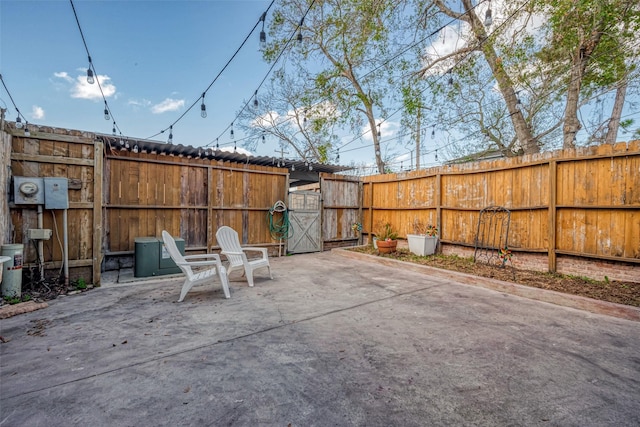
[134,237,184,278]
[44,177,69,209]
[13,177,45,205]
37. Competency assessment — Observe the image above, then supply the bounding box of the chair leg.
[178,278,194,302]
[245,267,254,287]
[219,267,231,299]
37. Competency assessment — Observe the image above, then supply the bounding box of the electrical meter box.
[44,177,69,209]
[13,177,45,205]
[134,237,184,278]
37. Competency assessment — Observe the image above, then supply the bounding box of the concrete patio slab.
[1,251,639,426]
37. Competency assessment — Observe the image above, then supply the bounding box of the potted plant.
[407,218,438,256]
[373,222,398,254]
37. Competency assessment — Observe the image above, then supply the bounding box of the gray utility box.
[134,237,184,278]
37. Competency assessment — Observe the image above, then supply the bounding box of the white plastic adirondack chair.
[161,231,231,302]
[215,226,272,287]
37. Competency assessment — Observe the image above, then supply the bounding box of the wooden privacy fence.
[362,141,640,276]
[104,146,288,258]
[7,127,103,284]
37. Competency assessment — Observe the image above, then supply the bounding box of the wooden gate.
[288,191,322,254]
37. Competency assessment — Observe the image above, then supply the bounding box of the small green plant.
[374,222,398,241]
[3,294,31,305]
[75,278,87,290]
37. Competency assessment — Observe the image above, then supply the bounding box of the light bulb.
[87,68,95,85]
[230,123,235,140]
[168,125,173,144]
[516,98,522,110]
[201,102,207,118]
[119,138,125,146]
[216,138,219,150]
[291,164,295,171]
[133,144,139,153]
[24,123,30,137]
[254,97,259,108]
[15,116,23,129]
[260,30,266,49]
[104,102,110,121]
[112,122,116,135]
[308,164,313,171]
[297,29,303,43]
[377,124,381,137]
[262,133,266,143]
[125,140,130,149]
[484,9,493,27]
[431,127,435,139]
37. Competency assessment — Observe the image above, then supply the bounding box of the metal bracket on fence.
[474,206,511,267]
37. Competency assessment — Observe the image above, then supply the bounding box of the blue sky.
[0,0,331,160]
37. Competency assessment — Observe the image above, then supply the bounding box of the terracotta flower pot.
[376,239,397,254]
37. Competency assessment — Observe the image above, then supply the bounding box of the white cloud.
[219,146,252,156]
[151,98,185,114]
[362,120,398,142]
[70,73,116,101]
[251,110,281,128]
[31,105,45,119]
[53,72,73,83]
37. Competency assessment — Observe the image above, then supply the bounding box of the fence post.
[548,160,557,273]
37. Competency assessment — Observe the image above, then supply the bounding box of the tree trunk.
[604,79,627,145]
[460,0,539,154]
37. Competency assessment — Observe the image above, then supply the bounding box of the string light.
[262,131,266,143]
[431,126,435,139]
[230,122,235,140]
[168,125,173,144]
[448,69,454,86]
[377,123,381,137]
[15,115,23,129]
[112,121,116,135]
[253,90,259,107]
[297,17,304,42]
[132,144,139,153]
[484,1,493,28]
[86,56,95,84]
[259,11,267,49]
[216,138,219,150]
[336,148,340,163]
[200,93,207,118]
[24,122,31,137]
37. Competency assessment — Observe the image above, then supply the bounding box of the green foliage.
[75,278,87,290]
[3,294,31,305]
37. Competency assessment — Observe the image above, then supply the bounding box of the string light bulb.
[377,123,381,137]
[435,149,439,161]
[15,115,23,129]
[168,125,173,144]
[516,97,522,110]
[291,163,295,172]
[431,126,435,139]
[230,123,235,140]
[484,3,493,28]
[24,122,31,137]
[132,144,139,153]
[200,93,207,118]
[253,90,259,108]
[216,138,219,150]
[259,12,267,49]
[447,70,454,86]
[87,56,95,84]
[297,18,304,42]
[336,149,340,163]
[112,121,116,135]
[104,101,110,121]
[262,131,266,143]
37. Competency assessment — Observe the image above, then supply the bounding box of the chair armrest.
[184,254,222,261]
[177,259,222,268]
[241,247,268,256]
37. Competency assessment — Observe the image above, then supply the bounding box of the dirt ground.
[350,246,640,308]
